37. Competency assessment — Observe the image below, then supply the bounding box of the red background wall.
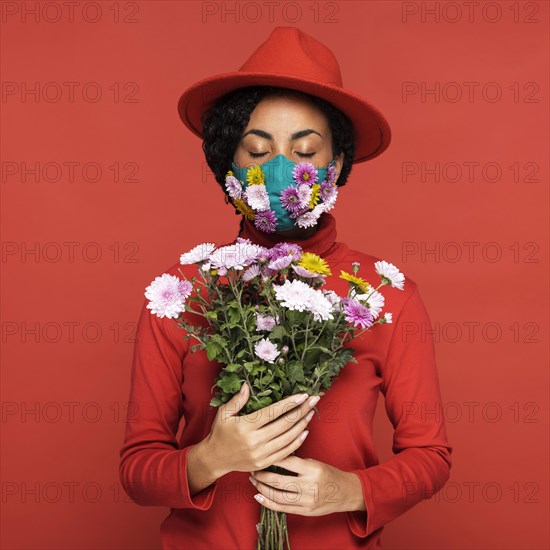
[2,1,548,548]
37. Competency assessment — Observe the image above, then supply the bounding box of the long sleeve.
[118,294,219,509]
[345,284,453,538]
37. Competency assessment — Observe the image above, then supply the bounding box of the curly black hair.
[201,86,356,232]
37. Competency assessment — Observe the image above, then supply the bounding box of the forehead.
[246,92,329,129]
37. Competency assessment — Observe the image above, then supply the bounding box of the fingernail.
[309,396,320,407]
[305,410,314,422]
[301,430,309,441]
[249,476,257,485]
[294,393,308,404]
[254,494,264,502]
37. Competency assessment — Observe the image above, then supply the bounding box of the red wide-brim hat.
[177,26,391,164]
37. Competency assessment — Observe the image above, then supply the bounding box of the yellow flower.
[246,165,265,186]
[233,198,255,220]
[225,169,233,178]
[339,270,371,293]
[309,184,321,208]
[298,252,331,276]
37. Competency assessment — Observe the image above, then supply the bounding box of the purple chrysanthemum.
[342,297,374,329]
[280,186,304,213]
[292,264,317,278]
[268,242,303,263]
[326,164,337,185]
[320,181,337,203]
[254,209,277,233]
[289,206,310,220]
[268,255,293,270]
[292,162,319,185]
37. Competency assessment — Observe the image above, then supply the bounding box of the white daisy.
[296,183,312,207]
[209,242,265,270]
[307,291,334,321]
[180,242,216,265]
[273,279,334,321]
[374,261,405,290]
[296,203,326,229]
[242,264,261,281]
[244,185,270,211]
[273,279,311,312]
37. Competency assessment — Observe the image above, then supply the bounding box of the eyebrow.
[241,129,322,141]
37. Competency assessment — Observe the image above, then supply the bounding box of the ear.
[334,151,345,180]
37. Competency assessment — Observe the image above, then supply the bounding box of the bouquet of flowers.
[144,238,404,550]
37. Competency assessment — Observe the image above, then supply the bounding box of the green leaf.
[205,311,218,320]
[206,340,223,361]
[244,361,257,372]
[248,396,273,411]
[286,361,305,383]
[269,325,288,340]
[217,373,242,393]
[225,363,241,373]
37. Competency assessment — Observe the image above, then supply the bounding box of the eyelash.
[249,152,315,158]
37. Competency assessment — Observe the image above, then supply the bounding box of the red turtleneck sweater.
[119,212,453,549]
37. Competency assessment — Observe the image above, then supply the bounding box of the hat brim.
[177,72,391,164]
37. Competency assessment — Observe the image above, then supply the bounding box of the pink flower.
[254,337,280,363]
[242,264,261,281]
[145,274,192,319]
[292,162,319,185]
[296,184,313,208]
[342,297,374,329]
[255,314,279,331]
[268,255,293,271]
[224,175,242,199]
[254,209,277,233]
[280,187,304,213]
[326,164,337,185]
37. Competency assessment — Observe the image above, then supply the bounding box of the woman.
[119,27,453,550]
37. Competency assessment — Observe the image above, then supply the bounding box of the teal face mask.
[229,154,337,232]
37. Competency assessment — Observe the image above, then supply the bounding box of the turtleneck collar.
[236,212,348,266]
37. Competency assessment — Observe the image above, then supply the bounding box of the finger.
[270,455,309,475]
[251,470,299,488]
[254,492,307,515]
[251,475,301,505]
[220,381,249,418]
[262,427,309,467]
[243,392,309,428]
[262,409,313,456]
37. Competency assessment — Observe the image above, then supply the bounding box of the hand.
[248,455,365,516]
[204,382,319,478]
